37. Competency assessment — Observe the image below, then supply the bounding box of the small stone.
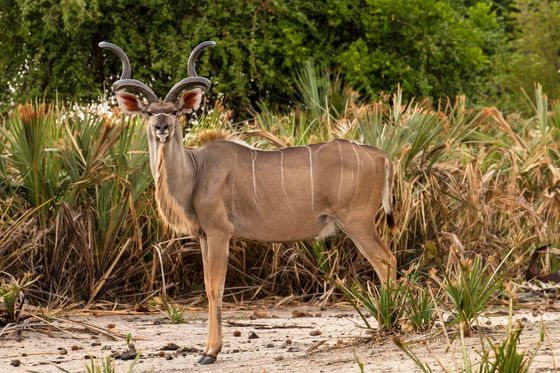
[253,311,269,318]
[101,346,111,351]
[177,347,200,353]
[91,342,102,347]
[120,349,138,360]
[58,348,68,355]
[266,343,274,348]
[11,359,21,367]
[71,345,81,351]
[521,317,528,323]
[309,330,322,336]
[274,355,284,361]
[84,355,96,359]
[233,330,241,337]
[292,310,312,318]
[107,323,117,329]
[249,315,258,320]
[248,331,259,339]
[153,319,163,325]
[314,313,322,317]
[485,320,492,326]
[158,351,166,357]
[285,339,292,345]
[231,349,240,353]
[127,343,135,350]
[160,343,180,351]
[166,355,173,360]
[287,347,300,352]
[532,309,540,317]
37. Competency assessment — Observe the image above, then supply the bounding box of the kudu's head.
[99,41,215,143]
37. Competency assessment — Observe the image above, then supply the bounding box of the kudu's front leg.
[197,234,230,365]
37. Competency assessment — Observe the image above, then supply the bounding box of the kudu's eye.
[146,111,154,117]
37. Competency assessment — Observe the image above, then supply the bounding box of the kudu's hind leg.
[338,218,396,283]
[197,234,230,365]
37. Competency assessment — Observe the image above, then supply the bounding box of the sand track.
[1,305,559,372]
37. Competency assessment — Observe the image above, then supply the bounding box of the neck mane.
[152,134,200,236]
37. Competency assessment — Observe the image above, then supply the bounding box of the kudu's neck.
[147,124,200,235]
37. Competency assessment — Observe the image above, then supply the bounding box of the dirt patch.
[1,305,559,372]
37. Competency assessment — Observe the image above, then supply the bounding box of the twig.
[226,320,313,329]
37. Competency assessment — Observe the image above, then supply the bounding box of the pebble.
[266,343,274,348]
[71,345,81,351]
[11,359,21,367]
[274,355,284,361]
[120,348,138,360]
[253,311,269,318]
[285,339,292,345]
[177,346,200,353]
[160,343,181,351]
[233,330,242,337]
[107,323,117,329]
[58,348,68,355]
[248,331,259,339]
[91,342,102,347]
[309,330,322,336]
[292,310,312,318]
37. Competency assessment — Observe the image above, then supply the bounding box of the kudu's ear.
[116,91,147,116]
[178,88,203,114]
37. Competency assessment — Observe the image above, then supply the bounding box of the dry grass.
[0,83,558,309]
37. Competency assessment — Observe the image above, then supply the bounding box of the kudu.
[99,40,397,365]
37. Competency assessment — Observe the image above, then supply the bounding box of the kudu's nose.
[155,123,169,132]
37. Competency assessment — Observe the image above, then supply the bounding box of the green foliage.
[162,303,187,324]
[441,255,508,333]
[337,270,436,332]
[497,0,560,109]
[338,0,503,99]
[394,301,541,373]
[0,274,39,324]
[83,354,140,373]
[0,0,505,113]
[338,278,406,330]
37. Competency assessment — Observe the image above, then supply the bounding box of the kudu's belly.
[230,212,336,242]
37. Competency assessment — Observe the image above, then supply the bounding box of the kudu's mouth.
[155,130,171,143]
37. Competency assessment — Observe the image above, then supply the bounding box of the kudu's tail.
[382,158,397,234]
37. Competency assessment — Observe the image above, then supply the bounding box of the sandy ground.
[1,304,559,373]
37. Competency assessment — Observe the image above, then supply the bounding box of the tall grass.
[0,77,558,305]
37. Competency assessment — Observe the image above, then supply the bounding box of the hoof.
[196,355,206,364]
[197,355,217,365]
